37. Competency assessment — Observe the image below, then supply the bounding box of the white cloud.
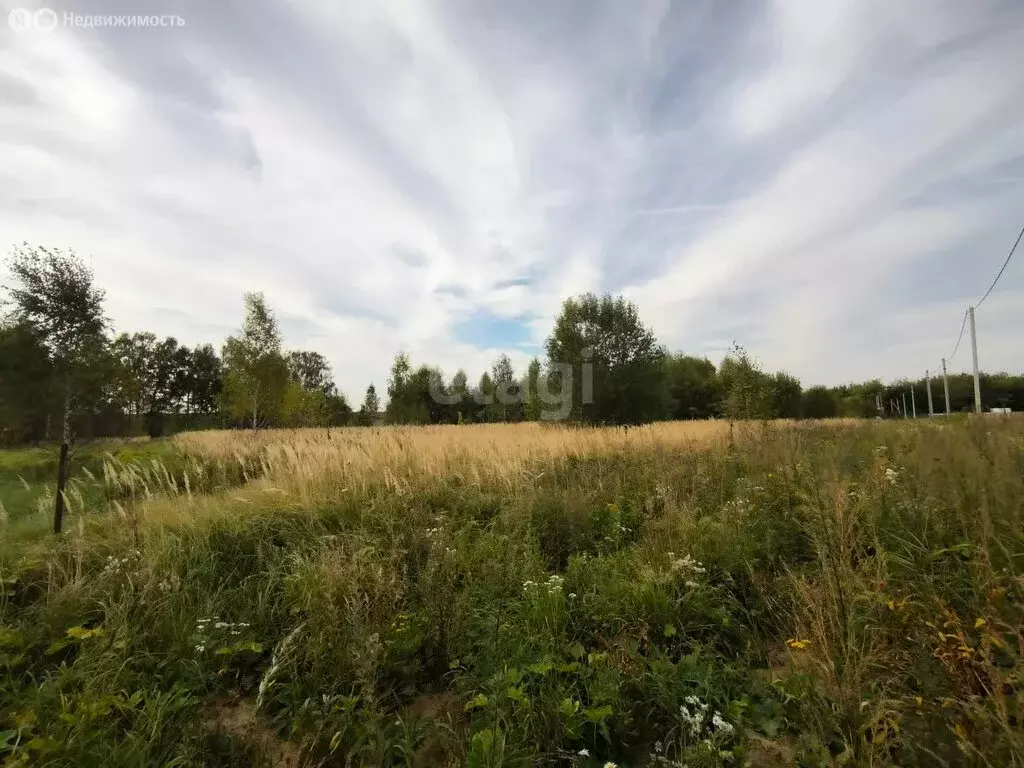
[1,0,1022,402]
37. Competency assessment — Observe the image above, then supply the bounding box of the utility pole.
[941,358,951,415]
[902,392,908,419]
[926,370,934,416]
[969,306,982,413]
[911,385,917,418]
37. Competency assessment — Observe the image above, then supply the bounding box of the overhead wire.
[976,221,1024,309]
[942,219,1022,366]
[947,309,968,362]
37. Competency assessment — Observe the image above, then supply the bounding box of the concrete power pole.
[911,385,917,418]
[925,370,935,417]
[941,358,951,415]
[969,306,982,413]
[902,392,908,419]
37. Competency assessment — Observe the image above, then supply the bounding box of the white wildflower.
[712,712,734,736]
[578,748,590,756]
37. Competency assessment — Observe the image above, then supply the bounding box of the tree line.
[3,245,1023,447]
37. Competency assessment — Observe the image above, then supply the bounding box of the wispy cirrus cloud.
[1,0,1021,399]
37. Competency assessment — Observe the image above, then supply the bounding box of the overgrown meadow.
[1,417,1022,766]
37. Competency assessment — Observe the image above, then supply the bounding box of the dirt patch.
[207,698,302,768]
[408,691,461,721]
[406,692,463,768]
[745,733,798,766]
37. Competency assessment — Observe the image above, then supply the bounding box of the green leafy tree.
[325,392,352,426]
[0,318,54,444]
[282,381,328,427]
[385,352,431,423]
[110,332,156,432]
[187,344,223,417]
[448,369,469,423]
[4,244,108,533]
[286,350,335,396]
[144,336,183,436]
[720,344,774,421]
[282,350,344,427]
[490,353,520,421]
[545,293,667,424]
[358,383,380,426]
[475,371,496,422]
[523,357,542,421]
[771,371,803,418]
[802,385,838,419]
[664,354,720,419]
[221,292,288,428]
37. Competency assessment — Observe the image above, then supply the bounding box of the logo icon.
[7,7,58,32]
[34,8,58,31]
[7,8,33,32]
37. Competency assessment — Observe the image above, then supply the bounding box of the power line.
[942,219,1022,367]
[948,309,968,362]
[976,220,1024,308]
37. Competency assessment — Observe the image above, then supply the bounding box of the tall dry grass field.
[0,416,1021,767]
[175,420,730,485]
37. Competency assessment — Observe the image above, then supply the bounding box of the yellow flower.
[786,638,810,650]
[974,617,986,629]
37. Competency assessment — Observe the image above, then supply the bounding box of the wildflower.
[671,554,706,575]
[680,697,708,736]
[786,638,810,650]
[884,467,898,485]
[568,593,577,600]
[578,748,590,756]
[711,712,734,736]
[604,763,617,768]
[194,644,205,653]
[214,621,229,629]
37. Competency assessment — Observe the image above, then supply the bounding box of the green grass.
[0,440,171,535]
[1,419,1023,766]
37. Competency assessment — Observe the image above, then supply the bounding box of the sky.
[1,0,1023,403]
